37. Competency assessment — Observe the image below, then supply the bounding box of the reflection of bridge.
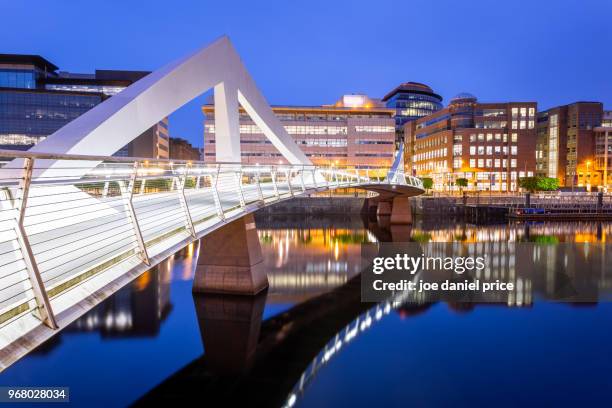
[0,36,423,370]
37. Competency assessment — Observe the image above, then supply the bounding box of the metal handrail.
[0,150,424,347]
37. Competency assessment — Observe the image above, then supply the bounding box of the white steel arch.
[22,36,311,178]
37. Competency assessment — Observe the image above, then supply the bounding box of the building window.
[512,121,518,129]
[511,133,518,142]
[470,146,476,155]
[470,159,476,168]
[511,146,518,155]
[511,159,517,168]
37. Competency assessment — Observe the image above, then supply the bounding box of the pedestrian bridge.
[0,35,424,369]
[0,150,423,369]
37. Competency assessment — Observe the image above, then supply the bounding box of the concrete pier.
[390,196,412,224]
[376,200,392,216]
[193,214,269,295]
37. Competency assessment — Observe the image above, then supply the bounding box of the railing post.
[121,162,150,265]
[139,178,146,195]
[286,169,294,197]
[271,167,280,200]
[102,179,110,198]
[255,166,264,202]
[312,168,319,189]
[211,165,225,220]
[300,166,306,192]
[235,168,246,209]
[14,157,58,329]
[178,165,197,238]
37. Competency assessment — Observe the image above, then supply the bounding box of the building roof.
[202,104,395,116]
[381,82,442,102]
[450,92,477,103]
[0,54,59,72]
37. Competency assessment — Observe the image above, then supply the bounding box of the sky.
[3,0,611,148]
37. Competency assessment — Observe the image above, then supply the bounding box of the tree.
[518,177,539,192]
[456,178,468,193]
[519,176,559,192]
[421,177,433,192]
[536,177,559,191]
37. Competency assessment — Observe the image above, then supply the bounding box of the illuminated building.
[405,93,537,192]
[202,94,395,168]
[0,54,169,158]
[536,102,609,190]
[382,82,443,147]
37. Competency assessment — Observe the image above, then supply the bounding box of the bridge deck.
[0,155,423,371]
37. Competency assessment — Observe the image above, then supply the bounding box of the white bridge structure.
[0,36,423,370]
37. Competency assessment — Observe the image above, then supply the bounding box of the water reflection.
[257,215,375,302]
[2,216,612,407]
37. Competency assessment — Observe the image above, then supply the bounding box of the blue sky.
[3,0,611,147]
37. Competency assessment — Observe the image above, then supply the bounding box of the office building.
[202,94,395,168]
[382,82,443,146]
[405,93,537,192]
[0,54,169,158]
[169,137,200,161]
[536,102,607,190]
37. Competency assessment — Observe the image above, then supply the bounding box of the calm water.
[1,215,612,407]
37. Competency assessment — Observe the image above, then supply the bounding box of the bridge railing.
[0,149,423,347]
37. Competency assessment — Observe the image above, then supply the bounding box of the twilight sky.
[3,0,611,148]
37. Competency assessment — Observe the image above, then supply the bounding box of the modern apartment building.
[405,93,537,192]
[536,102,609,190]
[202,94,396,168]
[382,82,443,147]
[0,54,169,158]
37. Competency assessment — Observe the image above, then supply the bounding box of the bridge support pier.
[390,196,412,224]
[376,200,392,216]
[193,214,269,295]
[193,291,267,373]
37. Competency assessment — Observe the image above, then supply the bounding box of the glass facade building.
[0,90,101,149]
[382,82,443,131]
[0,54,169,158]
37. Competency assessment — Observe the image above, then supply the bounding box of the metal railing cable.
[0,149,423,334]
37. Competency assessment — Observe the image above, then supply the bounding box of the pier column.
[193,213,268,295]
[376,200,392,216]
[390,196,412,224]
[193,291,267,373]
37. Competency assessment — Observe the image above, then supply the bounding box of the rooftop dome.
[451,92,477,103]
[381,82,442,102]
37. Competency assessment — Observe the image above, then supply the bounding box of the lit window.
[520,107,527,117]
[511,159,517,168]
[512,121,518,129]
[470,146,476,155]
[511,146,518,155]
[478,159,484,167]
[512,108,518,118]
[520,121,526,129]
[528,120,534,129]
[511,133,518,142]
[470,159,476,167]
